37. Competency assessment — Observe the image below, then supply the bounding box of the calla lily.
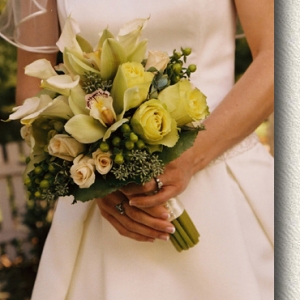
[8,94,52,121]
[25,59,57,79]
[41,74,80,96]
[56,16,82,54]
[117,17,149,54]
[21,95,74,125]
[64,114,106,144]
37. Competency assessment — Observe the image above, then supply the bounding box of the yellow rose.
[92,149,113,175]
[158,80,209,127]
[145,50,170,72]
[48,134,86,161]
[70,154,95,188]
[130,99,179,147]
[111,62,154,115]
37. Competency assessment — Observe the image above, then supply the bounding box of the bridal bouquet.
[7,17,209,252]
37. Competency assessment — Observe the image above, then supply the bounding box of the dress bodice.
[57,0,236,111]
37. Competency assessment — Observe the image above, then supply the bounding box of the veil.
[0,0,59,53]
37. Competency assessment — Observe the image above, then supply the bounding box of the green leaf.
[158,128,199,164]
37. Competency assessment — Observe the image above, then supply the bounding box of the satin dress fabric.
[31,1,274,299]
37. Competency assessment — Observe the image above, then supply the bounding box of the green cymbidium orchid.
[64,114,106,144]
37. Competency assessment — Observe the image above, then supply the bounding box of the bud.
[172,63,182,75]
[125,140,135,150]
[34,166,43,175]
[136,139,145,149]
[100,141,110,152]
[114,153,124,165]
[112,136,121,147]
[121,123,131,133]
[182,48,192,56]
[40,179,50,189]
[188,64,197,73]
[129,132,139,143]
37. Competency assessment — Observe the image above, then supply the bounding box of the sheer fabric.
[0,0,59,52]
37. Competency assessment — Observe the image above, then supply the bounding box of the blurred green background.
[0,2,269,299]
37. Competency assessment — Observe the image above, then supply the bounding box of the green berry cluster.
[148,47,197,98]
[166,48,197,84]
[98,123,146,166]
[24,156,74,201]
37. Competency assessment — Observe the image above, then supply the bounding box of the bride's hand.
[121,148,196,208]
[96,191,175,242]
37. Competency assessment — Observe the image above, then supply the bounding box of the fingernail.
[161,213,170,220]
[165,226,176,234]
[129,200,135,206]
[158,234,170,241]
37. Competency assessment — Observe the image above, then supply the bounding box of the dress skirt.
[31,133,274,300]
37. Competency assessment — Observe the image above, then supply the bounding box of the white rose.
[48,134,86,161]
[92,149,113,175]
[70,154,95,188]
[145,50,170,72]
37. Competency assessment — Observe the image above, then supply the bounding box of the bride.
[0,0,274,299]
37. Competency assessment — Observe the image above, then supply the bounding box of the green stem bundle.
[170,210,200,252]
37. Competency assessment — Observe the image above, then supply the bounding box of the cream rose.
[145,50,170,72]
[48,134,86,161]
[20,125,33,147]
[130,99,179,147]
[70,154,95,188]
[92,149,113,175]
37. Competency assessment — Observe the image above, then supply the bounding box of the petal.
[66,51,101,75]
[25,59,57,79]
[56,16,82,54]
[127,39,148,63]
[117,17,149,54]
[65,115,106,143]
[39,95,74,120]
[103,118,129,140]
[159,118,179,147]
[69,86,89,115]
[41,75,80,96]
[100,38,126,80]
[8,96,50,121]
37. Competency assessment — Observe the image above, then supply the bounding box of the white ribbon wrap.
[164,197,185,221]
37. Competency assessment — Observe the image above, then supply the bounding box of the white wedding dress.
[5,0,274,299]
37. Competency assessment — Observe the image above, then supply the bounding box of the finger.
[97,196,173,241]
[129,187,176,208]
[100,207,155,242]
[124,203,175,234]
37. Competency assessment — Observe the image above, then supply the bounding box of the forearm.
[16,49,57,105]
[191,48,274,173]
